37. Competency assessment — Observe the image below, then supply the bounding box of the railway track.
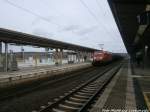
[0,62,120,102]
[0,66,96,101]
[35,63,122,112]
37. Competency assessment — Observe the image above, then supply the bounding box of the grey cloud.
[32,28,54,38]
[31,15,56,26]
[60,25,81,32]
[0,0,127,53]
[76,25,98,36]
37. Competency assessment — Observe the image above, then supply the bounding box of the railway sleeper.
[83,88,97,91]
[76,93,93,98]
[65,100,84,106]
[84,86,98,90]
[80,89,95,93]
[69,97,88,103]
[86,84,98,87]
[58,104,80,111]
[52,108,66,112]
[77,91,93,96]
[73,94,90,99]
[63,101,83,108]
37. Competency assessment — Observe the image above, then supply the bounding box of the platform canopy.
[108,0,150,56]
[0,28,98,52]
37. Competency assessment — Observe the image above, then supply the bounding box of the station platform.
[0,62,91,88]
[90,60,150,112]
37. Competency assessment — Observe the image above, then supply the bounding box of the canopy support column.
[5,43,8,72]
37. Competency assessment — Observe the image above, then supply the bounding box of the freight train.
[92,51,122,66]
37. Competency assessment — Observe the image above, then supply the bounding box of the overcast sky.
[0,0,127,53]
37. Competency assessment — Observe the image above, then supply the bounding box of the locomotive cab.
[92,51,112,66]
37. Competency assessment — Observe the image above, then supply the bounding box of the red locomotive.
[92,51,112,66]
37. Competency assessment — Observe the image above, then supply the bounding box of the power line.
[5,0,119,45]
[5,0,93,41]
[79,0,113,39]
[95,0,121,40]
[40,0,76,30]
[95,0,106,17]
[5,0,61,27]
[79,0,119,42]
[39,0,101,39]
[95,0,118,40]
[79,0,100,23]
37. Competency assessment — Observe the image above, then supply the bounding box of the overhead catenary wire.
[42,0,101,36]
[5,0,112,39]
[95,0,119,41]
[79,0,118,42]
[4,0,122,51]
[40,0,78,32]
[95,0,121,41]
[5,0,91,37]
[4,0,81,41]
[5,0,61,27]
[79,0,101,24]
[79,0,111,37]
[4,0,98,49]
[36,0,102,46]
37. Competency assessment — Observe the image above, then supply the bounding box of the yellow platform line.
[143,92,150,111]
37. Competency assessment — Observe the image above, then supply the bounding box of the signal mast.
[98,44,104,51]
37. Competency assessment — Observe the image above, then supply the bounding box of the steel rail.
[37,63,122,112]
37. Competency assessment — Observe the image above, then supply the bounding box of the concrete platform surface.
[90,60,150,112]
[132,65,150,111]
[0,62,91,88]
